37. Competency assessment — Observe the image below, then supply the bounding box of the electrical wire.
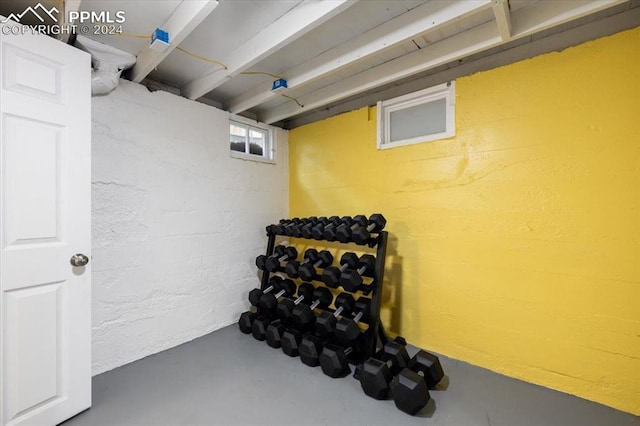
[175,47,227,69]
[280,93,303,108]
[115,32,304,108]
[240,71,282,79]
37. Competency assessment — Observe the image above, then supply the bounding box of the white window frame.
[229,116,276,164]
[377,81,455,150]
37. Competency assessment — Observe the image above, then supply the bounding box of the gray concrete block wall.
[91,80,288,374]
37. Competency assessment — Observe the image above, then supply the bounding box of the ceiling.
[2,0,638,127]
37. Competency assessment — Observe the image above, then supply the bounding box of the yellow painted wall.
[289,28,640,415]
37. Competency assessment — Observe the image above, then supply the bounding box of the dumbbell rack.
[259,224,391,362]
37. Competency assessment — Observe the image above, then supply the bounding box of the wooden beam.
[286,2,640,129]
[492,0,512,41]
[129,0,219,83]
[511,0,627,38]
[227,0,492,114]
[260,0,626,124]
[181,0,355,100]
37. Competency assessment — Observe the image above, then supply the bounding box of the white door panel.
[1,22,91,426]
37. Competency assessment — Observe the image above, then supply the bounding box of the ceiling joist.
[129,0,219,83]
[181,0,356,101]
[227,0,493,115]
[261,0,626,124]
[492,0,512,41]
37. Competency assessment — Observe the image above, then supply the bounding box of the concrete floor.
[64,325,639,426]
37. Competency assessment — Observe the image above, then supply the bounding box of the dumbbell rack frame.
[260,227,390,361]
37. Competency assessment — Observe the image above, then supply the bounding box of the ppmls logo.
[1,3,60,24]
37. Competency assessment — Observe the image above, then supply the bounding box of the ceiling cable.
[115,32,302,107]
[280,93,303,108]
[240,71,282,79]
[175,47,227,69]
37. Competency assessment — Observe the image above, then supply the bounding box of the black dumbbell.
[292,218,312,238]
[282,218,304,236]
[323,216,351,241]
[315,293,355,337]
[298,250,334,281]
[359,339,410,400]
[335,215,368,243]
[265,246,298,272]
[334,297,370,345]
[238,310,256,334]
[291,287,333,330]
[248,275,283,308]
[285,249,318,279]
[310,217,332,240]
[276,282,314,321]
[299,334,329,367]
[300,217,320,238]
[281,328,306,357]
[319,344,355,378]
[391,350,445,415]
[255,245,286,271]
[251,276,296,341]
[265,319,287,348]
[266,283,314,348]
[322,252,359,288]
[274,219,293,235]
[340,254,376,292]
[251,316,273,341]
[292,218,315,237]
[259,278,296,312]
[352,214,387,245]
[265,224,277,235]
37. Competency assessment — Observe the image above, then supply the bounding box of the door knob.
[70,253,89,267]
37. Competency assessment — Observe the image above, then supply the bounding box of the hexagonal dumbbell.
[281,328,304,357]
[276,283,314,321]
[319,344,355,378]
[265,246,298,273]
[251,316,272,341]
[251,279,295,341]
[255,245,286,271]
[266,283,314,348]
[352,214,387,245]
[283,218,303,236]
[358,340,410,400]
[340,254,376,292]
[300,217,321,238]
[298,250,334,281]
[238,310,256,334]
[310,217,332,240]
[259,278,296,312]
[391,350,444,415]
[315,293,355,337]
[334,297,370,345]
[274,219,294,235]
[248,275,283,308]
[285,249,318,279]
[291,287,333,330]
[265,319,286,349]
[335,215,368,243]
[299,334,328,367]
[321,252,359,289]
[323,216,351,241]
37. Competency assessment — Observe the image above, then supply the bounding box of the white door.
[0,21,91,426]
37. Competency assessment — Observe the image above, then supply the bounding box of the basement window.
[377,81,455,149]
[229,118,274,163]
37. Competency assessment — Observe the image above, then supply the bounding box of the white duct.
[75,35,136,96]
